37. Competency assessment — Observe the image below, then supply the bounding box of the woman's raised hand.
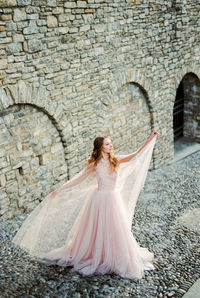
[149,131,159,141]
[152,131,159,137]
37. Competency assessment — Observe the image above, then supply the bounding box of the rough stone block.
[9,154,21,167]
[58,14,69,22]
[77,1,87,8]
[6,170,16,180]
[13,8,26,22]
[52,7,64,14]
[47,15,58,28]
[40,152,52,165]
[21,148,33,157]
[0,59,7,70]
[42,138,52,147]
[30,157,39,168]
[27,13,39,20]
[0,148,6,158]
[17,176,24,189]
[23,26,38,34]
[12,162,22,170]
[0,174,6,187]
[69,27,78,33]
[52,167,62,177]
[0,26,6,32]
[0,36,12,44]
[58,27,69,34]
[95,24,104,32]
[23,40,28,52]
[6,42,22,54]
[64,2,76,8]
[13,34,24,43]
[95,47,104,56]
[27,39,42,53]
[0,0,17,6]
[37,19,46,26]
[51,143,63,154]
[0,32,6,39]
[6,181,18,194]
[17,0,31,5]
[0,88,9,108]
[84,8,95,13]
[47,0,57,6]
[16,21,28,30]
[80,25,90,32]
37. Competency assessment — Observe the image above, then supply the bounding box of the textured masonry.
[0,0,200,218]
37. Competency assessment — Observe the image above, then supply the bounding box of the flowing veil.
[12,137,157,258]
[117,136,157,229]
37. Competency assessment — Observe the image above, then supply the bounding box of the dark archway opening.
[173,72,200,162]
[173,81,184,140]
[173,72,200,142]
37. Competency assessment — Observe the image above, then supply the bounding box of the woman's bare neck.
[102,152,109,160]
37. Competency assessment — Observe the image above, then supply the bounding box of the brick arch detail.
[173,63,200,104]
[105,68,156,128]
[0,81,70,145]
[0,82,71,174]
[113,68,154,99]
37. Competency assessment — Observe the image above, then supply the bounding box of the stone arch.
[0,81,67,144]
[173,63,200,96]
[0,82,71,219]
[101,68,156,130]
[113,68,155,110]
[0,82,73,165]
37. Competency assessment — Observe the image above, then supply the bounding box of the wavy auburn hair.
[87,136,119,172]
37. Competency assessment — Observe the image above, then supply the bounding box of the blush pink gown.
[43,158,155,280]
[13,137,157,280]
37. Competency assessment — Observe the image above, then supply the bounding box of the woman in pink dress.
[13,131,158,280]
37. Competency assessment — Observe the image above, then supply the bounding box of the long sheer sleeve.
[117,136,157,229]
[13,163,98,258]
[117,134,157,163]
[58,165,94,191]
[117,152,137,163]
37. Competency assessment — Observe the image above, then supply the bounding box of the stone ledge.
[183,279,200,298]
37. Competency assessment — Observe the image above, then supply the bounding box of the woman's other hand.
[51,190,58,199]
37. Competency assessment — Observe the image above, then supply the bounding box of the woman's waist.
[97,183,117,191]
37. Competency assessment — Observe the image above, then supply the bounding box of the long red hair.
[87,136,119,172]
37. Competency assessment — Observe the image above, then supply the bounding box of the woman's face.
[102,138,113,154]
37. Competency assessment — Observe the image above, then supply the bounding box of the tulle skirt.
[43,188,155,280]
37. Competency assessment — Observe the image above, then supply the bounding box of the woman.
[13,131,158,280]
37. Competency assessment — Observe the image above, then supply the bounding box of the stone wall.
[0,103,67,218]
[0,0,200,218]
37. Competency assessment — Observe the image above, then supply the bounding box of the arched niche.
[108,82,152,159]
[0,104,67,219]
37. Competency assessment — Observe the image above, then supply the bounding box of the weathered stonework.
[0,104,67,218]
[0,0,200,218]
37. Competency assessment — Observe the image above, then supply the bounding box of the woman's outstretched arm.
[118,131,159,164]
[51,164,94,199]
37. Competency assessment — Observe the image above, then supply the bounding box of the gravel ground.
[0,151,200,298]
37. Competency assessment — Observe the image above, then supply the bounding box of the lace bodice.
[96,159,118,190]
